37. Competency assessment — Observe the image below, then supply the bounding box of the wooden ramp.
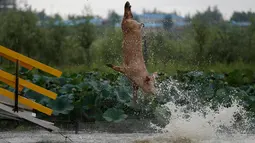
[0,95,32,121]
[0,102,59,131]
[0,45,62,132]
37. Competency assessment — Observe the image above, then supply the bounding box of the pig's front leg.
[133,20,144,29]
[140,23,144,28]
[132,83,139,103]
[137,22,144,29]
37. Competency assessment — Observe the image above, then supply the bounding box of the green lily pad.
[24,90,49,105]
[47,95,74,116]
[115,86,132,103]
[102,108,128,123]
[82,93,97,110]
[249,96,255,102]
[216,88,227,97]
[100,82,112,98]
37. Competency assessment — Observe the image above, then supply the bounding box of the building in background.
[0,0,16,11]
[230,21,251,27]
[55,17,104,26]
[115,13,189,32]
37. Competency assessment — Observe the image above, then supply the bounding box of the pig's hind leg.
[107,64,139,103]
[106,64,125,74]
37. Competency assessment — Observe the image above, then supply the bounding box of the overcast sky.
[23,0,255,20]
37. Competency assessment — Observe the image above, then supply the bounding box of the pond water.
[1,79,255,143]
[1,131,255,143]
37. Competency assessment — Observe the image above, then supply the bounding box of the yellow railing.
[0,88,53,115]
[0,45,62,116]
[0,46,62,77]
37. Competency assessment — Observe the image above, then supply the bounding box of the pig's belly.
[124,72,144,87]
[122,46,144,66]
[124,62,147,78]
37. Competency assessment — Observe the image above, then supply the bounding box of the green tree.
[0,8,39,57]
[46,22,67,65]
[147,32,177,68]
[106,10,120,27]
[95,28,122,65]
[192,18,208,63]
[193,6,223,24]
[206,23,242,63]
[247,17,255,61]
[76,16,96,67]
[230,11,255,22]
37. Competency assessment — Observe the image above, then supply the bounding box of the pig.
[106,1,157,103]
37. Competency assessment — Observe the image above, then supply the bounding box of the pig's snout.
[149,86,157,95]
[143,82,157,95]
[143,86,156,95]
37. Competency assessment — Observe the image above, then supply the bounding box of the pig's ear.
[152,72,158,78]
[145,76,151,82]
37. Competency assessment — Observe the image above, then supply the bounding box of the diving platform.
[0,45,62,132]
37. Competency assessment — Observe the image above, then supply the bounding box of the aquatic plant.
[1,68,254,125]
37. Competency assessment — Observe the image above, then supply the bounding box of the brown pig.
[106,1,157,103]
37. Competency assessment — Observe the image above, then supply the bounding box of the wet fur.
[106,1,157,103]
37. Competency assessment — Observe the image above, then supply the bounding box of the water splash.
[140,77,254,143]
[158,102,247,141]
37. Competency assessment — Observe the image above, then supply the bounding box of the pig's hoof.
[106,64,113,68]
[125,1,131,9]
